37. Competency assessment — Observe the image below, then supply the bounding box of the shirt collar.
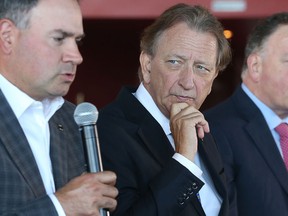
[241,83,288,129]
[134,82,171,135]
[0,74,64,120]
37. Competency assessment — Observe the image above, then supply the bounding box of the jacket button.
[192,182,198,190]
[187,186,193,195]
[178,197,185,205]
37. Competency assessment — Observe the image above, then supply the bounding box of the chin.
[54,89,69,97]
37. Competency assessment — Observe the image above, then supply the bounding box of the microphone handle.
[100,209,110,216]
[81,125,103,172]
[80,125,109,216]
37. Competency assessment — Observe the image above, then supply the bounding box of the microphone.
[74,102,109,216]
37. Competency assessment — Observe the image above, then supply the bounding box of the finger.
[195,118,210,133]
[102,183,119,198]
[94,171,117,185]
[100,197,118,212]
[171,104,201,120]
[195,117,210,139]
[91,194,118,212]
[170,103,189,117]
[172,109,207,128]
[196,126,205,139]
[171,108,209,138]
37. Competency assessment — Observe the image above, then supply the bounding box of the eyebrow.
[167,54,187,60]
[169,54,213,65]
[53,29,85,39]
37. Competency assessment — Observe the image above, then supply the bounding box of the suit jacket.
[98,87,229,216]
[204,86,288,216]
[0,89,86,215]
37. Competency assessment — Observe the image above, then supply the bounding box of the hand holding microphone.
[55,102,117,216]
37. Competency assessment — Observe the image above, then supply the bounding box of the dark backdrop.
[65,18,259,111]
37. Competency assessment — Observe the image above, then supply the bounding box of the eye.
[167,59,181,65]
[195,64,210,72]
[53,36,65,44]
[76,37,84,46]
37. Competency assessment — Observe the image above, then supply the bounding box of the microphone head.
[74,102,99,126]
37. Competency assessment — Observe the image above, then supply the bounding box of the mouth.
[60,72,75,83]
[174,95,194,102]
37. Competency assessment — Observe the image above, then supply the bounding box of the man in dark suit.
[0,0,118,215]
[205,12,288,216]
[97,4,232,216]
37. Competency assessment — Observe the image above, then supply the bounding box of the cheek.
[207,79,216,94]
[151,69,171,88]
[197,77,213,93]
[260,72,279,89]
[261,76,287,102]
[163,74,181,96]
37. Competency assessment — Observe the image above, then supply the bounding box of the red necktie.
[275,123,288,171]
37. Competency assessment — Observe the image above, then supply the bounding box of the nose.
[178,65,194,90]
[63,40,83,65]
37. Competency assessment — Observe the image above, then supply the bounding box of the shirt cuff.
[49,194,66,216]
[173,153,203,179]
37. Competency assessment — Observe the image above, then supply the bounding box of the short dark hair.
[0,0,38,29]
[242,12,288,71]
[0,0,80,29]
[140,3,231,73]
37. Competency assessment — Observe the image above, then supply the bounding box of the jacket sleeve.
[98,118,204,216]
[1,195,58,216]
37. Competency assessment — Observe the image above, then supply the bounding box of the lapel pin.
[57,124,64,131]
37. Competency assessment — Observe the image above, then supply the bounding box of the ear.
[0,19,16,54]
[139,51,152,84]
[247,53,262,82]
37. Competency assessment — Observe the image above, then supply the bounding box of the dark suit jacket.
[0,89,86,215]
[98,87,229,216]
[204,86,288,216]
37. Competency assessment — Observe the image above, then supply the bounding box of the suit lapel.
[0,90,45,197]
[245,116,288,194]
[49,101,85,190]
[137,117,174,167]
[49,113,68,189]
[236,87,288,195]
[118,87,175,166]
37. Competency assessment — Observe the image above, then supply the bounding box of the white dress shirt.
[134,83,222,216]
[0,74,66,216]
